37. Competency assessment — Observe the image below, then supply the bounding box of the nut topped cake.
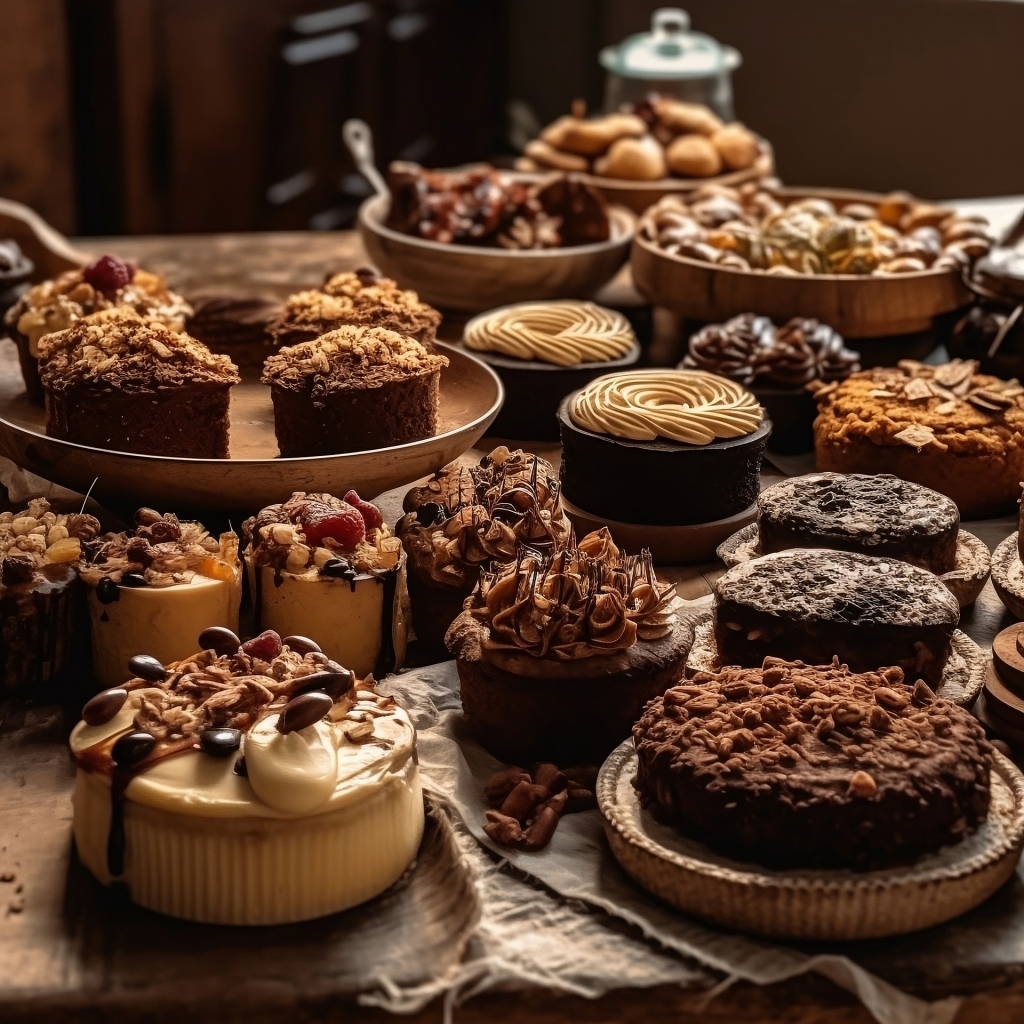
[269,269,441,349]
[77,509,241,686]
[39,309,240,457]
[714,549,960,687]
[5,254,192,403]
[70,629,423,923]
[812,359,1024,517]
[262,325,449,457]
[633,658,993,870]
[447,528,691,765]
[243,491,408,677]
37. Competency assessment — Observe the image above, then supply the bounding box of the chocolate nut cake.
[713,549,960,687]
[39,309,239,458]
[633,658,993,870]
[262,326,448,457]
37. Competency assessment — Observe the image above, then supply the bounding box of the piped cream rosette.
[570,369,764,445]
[464,300,636,367]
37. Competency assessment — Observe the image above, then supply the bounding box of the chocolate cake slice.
[185,294,282,370]
[757,473,960,573]
[40,309,239,458]
[713,549,959,686]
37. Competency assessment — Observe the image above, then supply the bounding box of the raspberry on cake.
[4,255,192,403]
[242,491,408,677]
[398,447,571,653]
[1,499,100,690]
[39,309,240,457]
[261,325,448,456]
[69,629,423,924]
[633,658,993,870]
[75,509,241,687]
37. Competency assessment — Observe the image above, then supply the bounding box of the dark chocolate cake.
[713,549,960,687]
[185,294,282,370]
[757,473,960,573]
[633,658,993,870]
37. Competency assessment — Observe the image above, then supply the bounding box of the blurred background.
[2,0,1022,237]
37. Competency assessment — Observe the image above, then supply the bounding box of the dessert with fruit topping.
[269,269,441,350]
[4,254,192,403]
[185,293,283,371]
[681,313,859,453]
[243,491,408,677]
[812,359,1024,518]
[633,658,992,870]
[446,528,691,765]
[262,325,448,457]
[1,498,100,690]
[76,509,241,687]
[69,628,423,923]
[40,308,240,457]
[398,448,570,653]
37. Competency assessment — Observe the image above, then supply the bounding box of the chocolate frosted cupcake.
[40,309,239,458]
[682,313,860,454]
[186,294,282,371]
[4,254,192,403]
[398,447,570,654]
[462,301,640,440]
[269,269,441,349]
[447,528,692,765]
[262,326,448,457]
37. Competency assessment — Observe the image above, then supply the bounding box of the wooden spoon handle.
[0,198,88,279]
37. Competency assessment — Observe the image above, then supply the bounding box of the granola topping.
[0,499,101,586]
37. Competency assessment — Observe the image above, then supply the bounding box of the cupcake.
[812,359,1024,518]
[185,294,283,371]
[558,369,770,526]
[398,447,570,654]
[76,510,242,688]
[40,309,240,458]
[70,630,423,924]
[262,326,448,457]
[681,313,860,454]
[4,254,192,403]
[0,239,33,322]
[1,499,99,691]
[446,528,692,765]
[242,491,408,678]
[461,301,640,440]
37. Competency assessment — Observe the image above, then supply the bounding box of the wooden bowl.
[631,186,975,338]
[357,194,634,313]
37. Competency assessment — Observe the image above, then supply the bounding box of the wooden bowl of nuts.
[631,186,992,338]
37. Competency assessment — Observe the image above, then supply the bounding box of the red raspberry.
[82,254,135,295]
[343,490,384,531]
[298,499,365,550]
[241,630,283,661]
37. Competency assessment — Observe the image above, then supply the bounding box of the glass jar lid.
[600,8,741,81]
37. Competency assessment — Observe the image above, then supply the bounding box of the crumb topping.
[0,499,101,587]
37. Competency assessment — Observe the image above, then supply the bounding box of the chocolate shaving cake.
[262,325,448,457]
[757,473,960,573]
[185,294,282,370]
[713,549,960,687]
[40,309,239,458]
[633,658,993,870]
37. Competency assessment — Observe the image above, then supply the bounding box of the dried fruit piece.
[242,630,283,661]
[342,490,384,531]
[298,499,365,550]
[82,254,135,295]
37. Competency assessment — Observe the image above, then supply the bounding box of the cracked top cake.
[633,658,993,870]
[39,309,239,458]
[262,325,449,457]
[812,359,1024,517]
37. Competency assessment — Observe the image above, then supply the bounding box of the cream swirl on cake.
[569,369,763,445]
[464,301,635,367]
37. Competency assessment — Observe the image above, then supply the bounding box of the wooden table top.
[4,229,1024,1024]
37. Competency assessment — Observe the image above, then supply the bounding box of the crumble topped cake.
[70,628,423,923]
[39,309,240,458]
[812,358,1024,517]
[243,491,408,677]
[262,325,449,456]
[1,499,100,689]
[77,509,241,686]
[633,658,993,870]
[4,254,192,402]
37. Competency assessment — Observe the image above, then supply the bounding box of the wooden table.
[5,229,1024,1024]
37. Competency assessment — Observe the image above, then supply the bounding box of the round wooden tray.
[598,740,1024,940]
[0,340,503,513]
[631,186,975,338]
